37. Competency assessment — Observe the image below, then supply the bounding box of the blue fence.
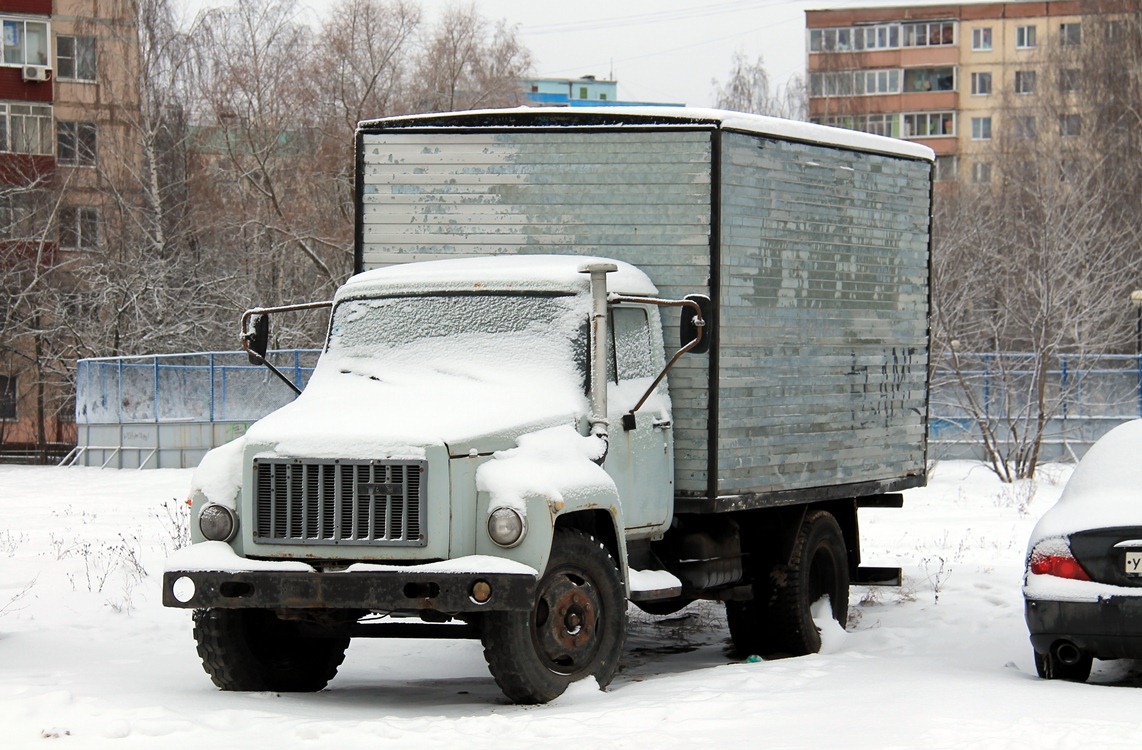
[71,349,1142,467]
[75,350,321,425]
[929,353,1142,461]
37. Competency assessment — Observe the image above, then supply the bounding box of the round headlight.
[199,504,237,542]
[488,507,525,548]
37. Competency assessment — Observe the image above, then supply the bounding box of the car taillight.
[1029,543,1091,581]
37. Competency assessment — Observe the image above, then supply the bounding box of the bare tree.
[418,3,532,113]
[712,52,806,119]
[932,5,1142,480]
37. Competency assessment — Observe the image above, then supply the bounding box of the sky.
[418,0,816,108]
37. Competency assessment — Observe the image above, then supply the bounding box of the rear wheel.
[1034,645,1092,682]
[480,528,626,704]
[192,608,350,692]
[771,511,849,656]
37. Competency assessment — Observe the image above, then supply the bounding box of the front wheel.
[480,528,627,704]
[192,608,350,692]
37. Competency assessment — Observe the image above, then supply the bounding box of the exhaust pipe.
[580,262,617,454]
[1053,640,1084,666]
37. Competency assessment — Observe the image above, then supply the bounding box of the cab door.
[603,305,674,535]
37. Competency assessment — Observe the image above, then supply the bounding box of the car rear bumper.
[1026,596,1142,660]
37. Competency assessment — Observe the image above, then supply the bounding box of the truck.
[163,108,933,704]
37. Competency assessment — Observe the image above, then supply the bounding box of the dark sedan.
[1024,419,1142,681]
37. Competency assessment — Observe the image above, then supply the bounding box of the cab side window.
[609,307,654,382]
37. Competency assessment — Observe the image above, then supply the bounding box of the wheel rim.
[531,567,603,675]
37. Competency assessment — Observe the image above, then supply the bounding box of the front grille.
[253,459,426,546]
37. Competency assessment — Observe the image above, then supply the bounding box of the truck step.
[854,566,903,586]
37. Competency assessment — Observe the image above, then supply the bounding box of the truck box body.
[355,108,932,511]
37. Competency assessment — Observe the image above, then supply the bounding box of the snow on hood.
[1028,419,1142,546]
[245,292,591,458]
[476,425,616,514]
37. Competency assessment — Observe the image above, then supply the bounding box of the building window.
[1059,114,1082,137]
[862,113,896,137]
[903,21,955,47]
[970,72,992,95]
[57,121,96,166]
[0,103,53,155]
[971,116,992,140]
[811,24,903,52]
[858,69,901,95]
[903,112,955,138]
[1014,116,1037,139]
[903,67,955,92]
[1060,23,1082,46]
[57,35,96,81]
[971,27,992,50]
[972,162,992,184]
[0,374,15,419]
[2,18,49,67]
[810,71,852,97]
[58,205,99,249]
[0,191,42,241]
[856,23,900,50]
[1014,70,1037,94]
[1016,25,1037,48]
[1059,68,1080,93]
[934,155,957,181]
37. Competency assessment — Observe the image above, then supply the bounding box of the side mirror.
[244,313,269,365]
[680,294,713,355]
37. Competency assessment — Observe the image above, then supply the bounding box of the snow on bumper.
[163,542,538,612]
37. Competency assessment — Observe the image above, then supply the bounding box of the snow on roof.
[340,255,659,299]
[359,106,935,162]
[1028,419,1142,544]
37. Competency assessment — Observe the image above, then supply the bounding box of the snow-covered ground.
[2,461,1140,749]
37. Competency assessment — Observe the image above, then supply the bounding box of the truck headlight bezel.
[199,504,238,542]
[487,507,526,548]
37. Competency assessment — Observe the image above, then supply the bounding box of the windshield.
[326,292,588,389]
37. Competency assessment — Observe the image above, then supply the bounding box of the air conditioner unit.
[22,66,51,82]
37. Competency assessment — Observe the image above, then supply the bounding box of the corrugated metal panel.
[715,132,930,497]
[359,130,715,495]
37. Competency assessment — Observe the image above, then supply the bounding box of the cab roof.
[339,255,659,299]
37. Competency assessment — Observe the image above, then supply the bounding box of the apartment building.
[0,0,140,458]
[806,1,1125,183]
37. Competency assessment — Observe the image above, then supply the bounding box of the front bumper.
[163,545,538,613]
[1026,596,1142,660]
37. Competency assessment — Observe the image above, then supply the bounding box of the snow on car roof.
[1028,419,1142,543]
[340,255,659,299]
[359,106,935,162]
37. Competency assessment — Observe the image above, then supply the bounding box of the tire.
[480,528,627,704]
[770,511,850,656]
[1034,646,1092,682]
[192,608,350,692]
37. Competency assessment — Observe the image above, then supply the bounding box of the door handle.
[652,418,672,430]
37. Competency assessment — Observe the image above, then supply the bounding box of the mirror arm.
[609,295,705,424]
[240,301,333,397]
